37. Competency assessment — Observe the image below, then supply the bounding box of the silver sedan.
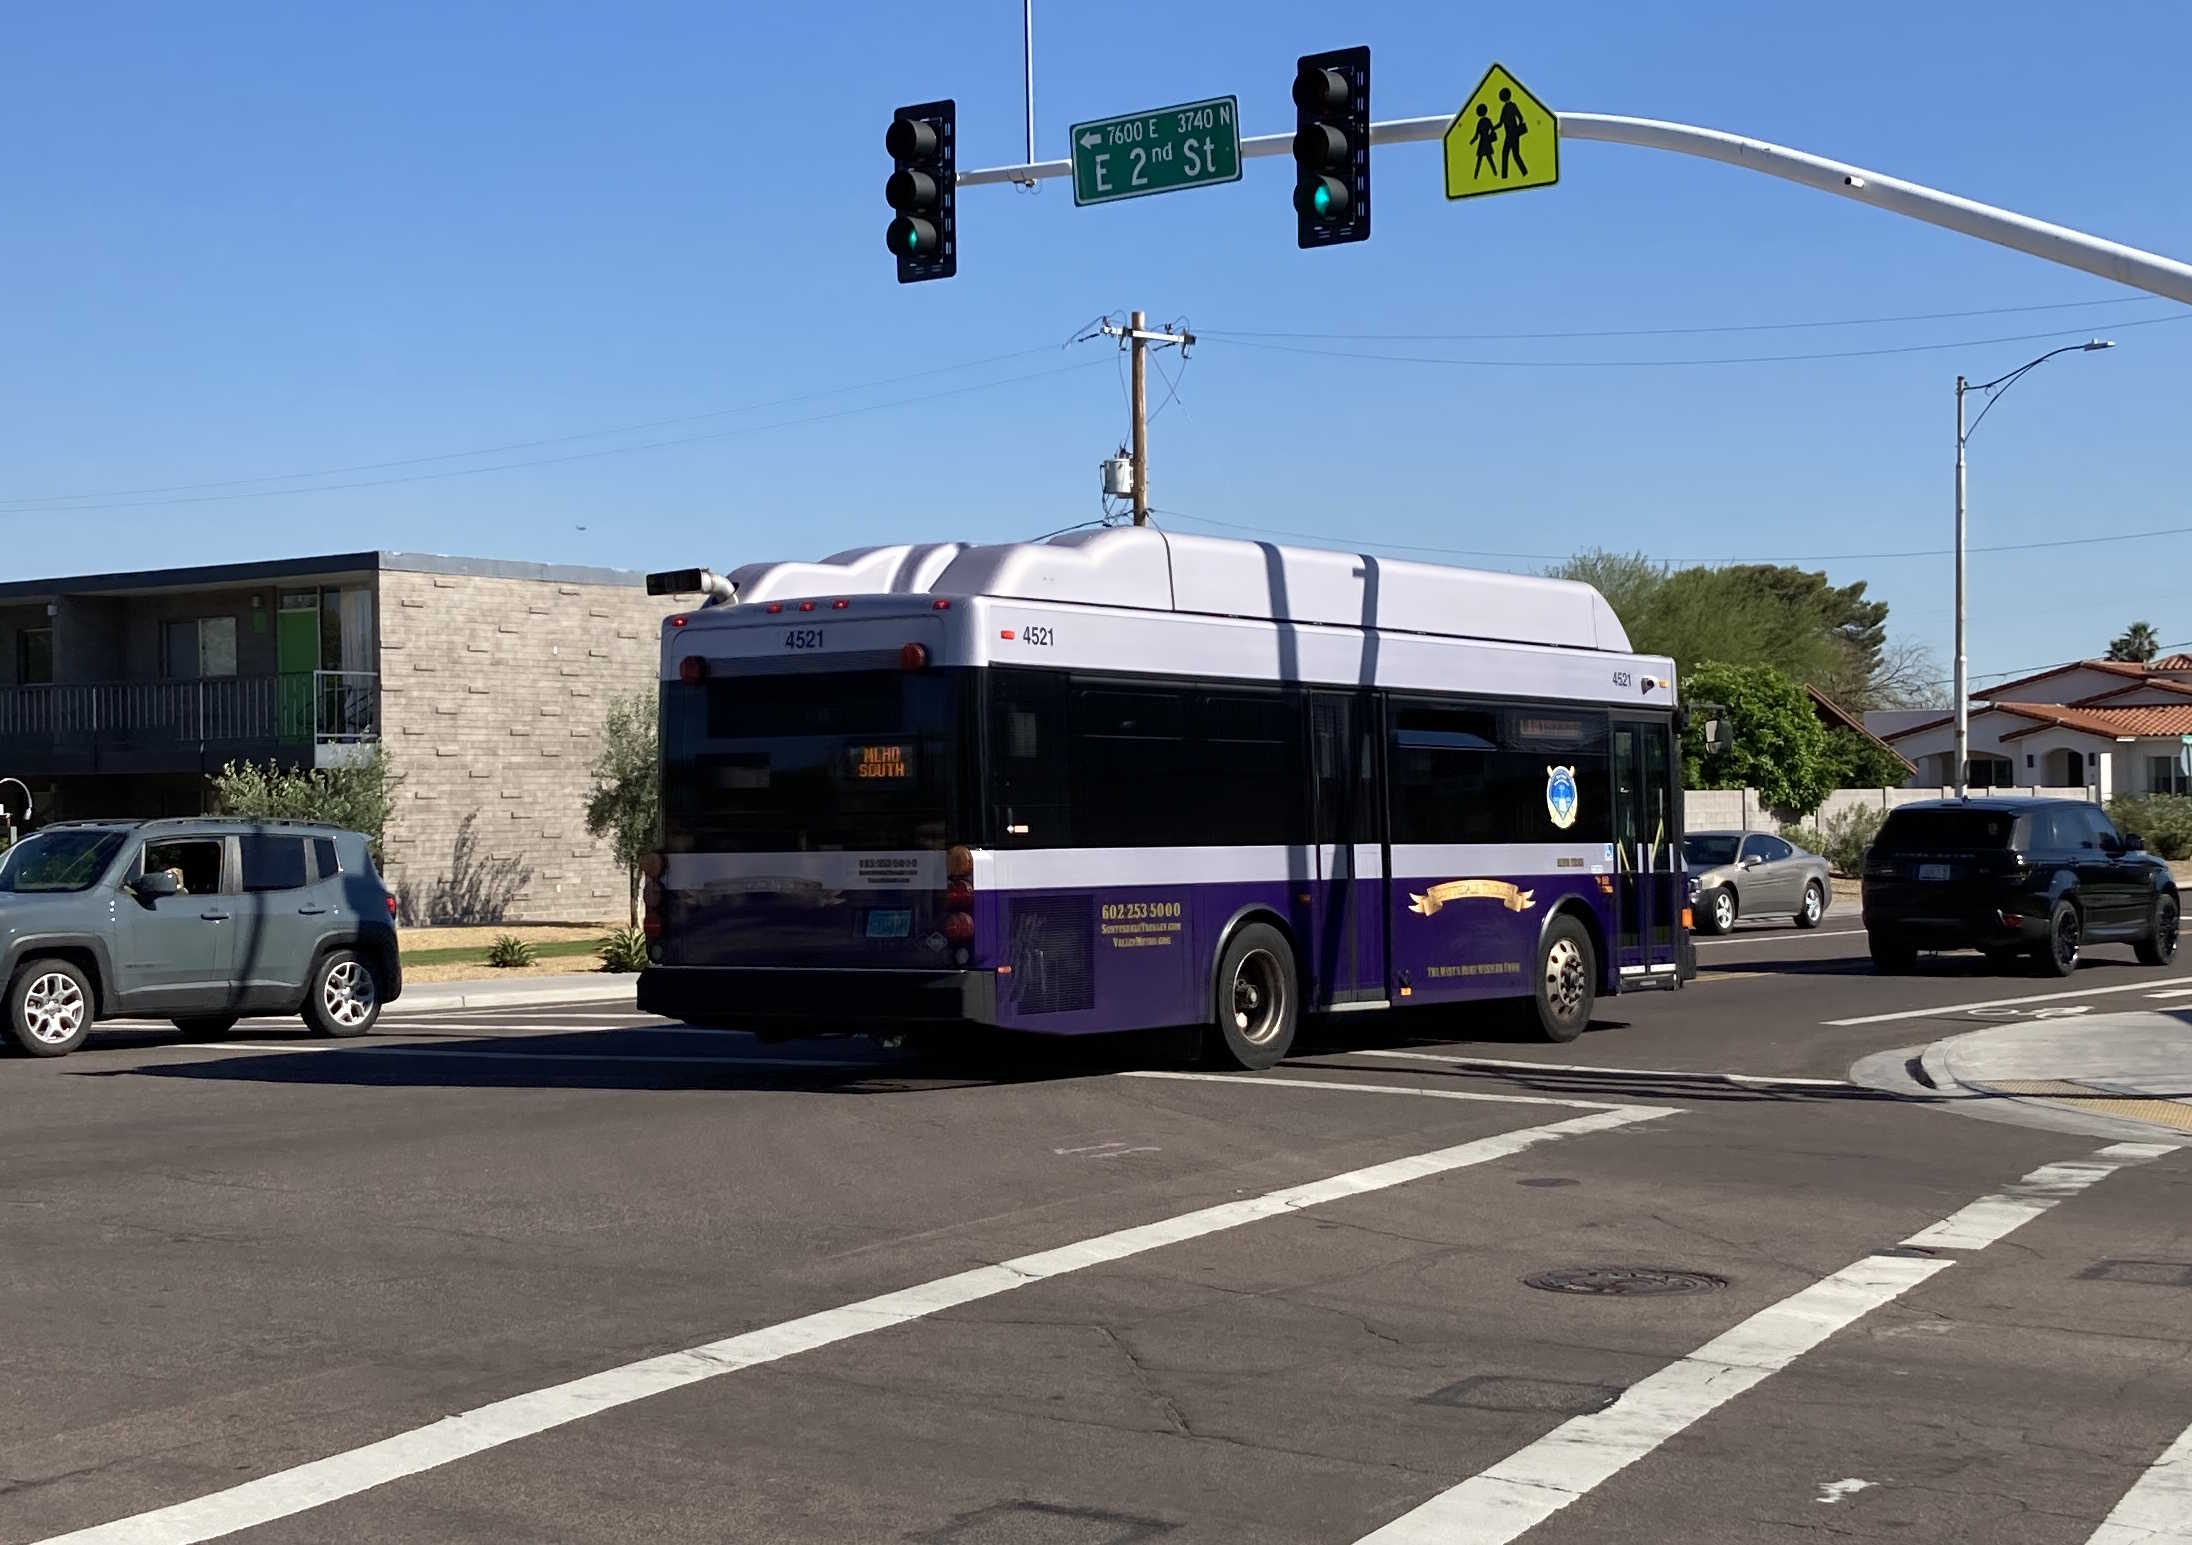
[1684,830,1832,935]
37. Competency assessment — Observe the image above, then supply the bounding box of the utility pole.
[1098,313,1194,526]
[1129,309,1148,525]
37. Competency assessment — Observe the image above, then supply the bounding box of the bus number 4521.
[783,629,824,650]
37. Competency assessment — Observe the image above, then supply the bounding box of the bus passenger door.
[1612,718,1680,985]
[1308,691,1384,1006]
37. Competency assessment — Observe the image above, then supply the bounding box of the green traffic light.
[905,226,922,253]
[1312,184,1333,216]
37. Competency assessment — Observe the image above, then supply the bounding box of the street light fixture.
[1952,339,2114,798]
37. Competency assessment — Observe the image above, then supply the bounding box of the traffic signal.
[886,99,956,283]
[1291,47,1369,248]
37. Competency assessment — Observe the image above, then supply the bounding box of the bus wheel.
[1527,915,1596,1043]
[1207,923,1298,1071]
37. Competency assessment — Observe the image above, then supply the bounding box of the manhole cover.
[1524,1266,1727,1297]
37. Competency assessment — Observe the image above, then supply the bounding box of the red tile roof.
[2153,653,2192,671]
[1995,702,2192,741]
[2073,677,2192,706]
[1973,658,2153,699]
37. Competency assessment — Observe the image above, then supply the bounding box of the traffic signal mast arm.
[958,111,2192,305]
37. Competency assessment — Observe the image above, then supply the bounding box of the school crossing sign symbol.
[1444,63,1558,199]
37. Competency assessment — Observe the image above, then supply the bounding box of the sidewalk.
[1914,1007,2192,1141]
[390,974,639,1015]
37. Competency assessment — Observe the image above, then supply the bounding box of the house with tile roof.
[1878,655,2192,798]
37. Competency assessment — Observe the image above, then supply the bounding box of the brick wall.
[376,568,682,923]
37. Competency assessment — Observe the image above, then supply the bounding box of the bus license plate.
[864,909,912,939]
[1919,863,1953,882]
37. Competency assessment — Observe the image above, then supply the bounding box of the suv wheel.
[2135,892,2179,967]
[2036,901,2081,979]
[8,959,94,1057]
[304,949,380,1038]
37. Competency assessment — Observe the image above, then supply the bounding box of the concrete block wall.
[1685,785,2096,834]
[376,568,683,923]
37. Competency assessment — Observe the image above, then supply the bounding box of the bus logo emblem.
[1545,765,1579,830]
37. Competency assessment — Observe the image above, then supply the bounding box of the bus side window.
[990,669,1069,847]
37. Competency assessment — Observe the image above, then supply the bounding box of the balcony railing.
[0,671,378,761]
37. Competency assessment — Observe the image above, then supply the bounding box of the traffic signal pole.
[957,111,2192,305]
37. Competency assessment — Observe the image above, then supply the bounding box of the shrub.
[1780,804,1886,877]
[485,934,536,969]
[598,927,649,974]
[2109,794,2192,861]
[211,746,398,865]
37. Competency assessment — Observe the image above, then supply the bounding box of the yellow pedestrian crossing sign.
[1444,63,1557,199]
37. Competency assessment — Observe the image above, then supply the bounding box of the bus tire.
[1205,923,1298,1071]
[1527,914,1596,1044]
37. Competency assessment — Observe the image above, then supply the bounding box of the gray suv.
[0,818,401,1058]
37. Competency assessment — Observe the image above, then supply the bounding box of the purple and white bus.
[636,528,1690,1069]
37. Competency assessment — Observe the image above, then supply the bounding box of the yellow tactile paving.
[1985,1079,2192,1134]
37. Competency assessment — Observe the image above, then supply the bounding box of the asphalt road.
[3,919,2187,1544]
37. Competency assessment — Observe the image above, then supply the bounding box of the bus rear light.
[1681,907,1693,930]
[945,845,973,879]
[798,600,817,612]
[765,602,784,614]
[679,655,708,683]
[638,852,665,879]
[670,615,688,628]
[932,598,953,610]
[832,598,849,609]
[942,911,975,945]
[643,913,663,939]
[944,878,974,910]
[642,877,664,911]
[899,642,929,671]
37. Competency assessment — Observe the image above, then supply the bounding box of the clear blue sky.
[7,0,2190,697]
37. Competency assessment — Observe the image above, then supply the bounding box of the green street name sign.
[1070,95,1241,208]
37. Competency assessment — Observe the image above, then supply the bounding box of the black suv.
[1862,798,2178,976]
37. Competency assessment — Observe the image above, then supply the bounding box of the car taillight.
[642,871,664,939]
[384,892,398,919]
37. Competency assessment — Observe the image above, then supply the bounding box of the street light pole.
[1952,339,2114,799]
[1954,377,1968,797]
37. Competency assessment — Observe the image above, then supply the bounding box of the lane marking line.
[1356,1254,1950,1544]
[1693,927,1866,949]
[2145,987,2192,1000]
[1902,1142,2184,1251]
[1123,1068,1676,1114]
[1345,1048,1857,1091]
[184,1044,880,1070]
[33,1104,1666,1545]
[1824,977,2192,1027]
[1355,1138,2178,1545]
[2088,1415,2192,1545]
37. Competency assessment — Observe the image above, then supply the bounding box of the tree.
[1819,725,1912,791]
[211,746,399,863]
[1681,662,1832,818]
[584,689,660,926]
[1549,550,1928,710]
[2108,621,2161,663]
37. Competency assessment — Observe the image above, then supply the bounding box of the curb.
[390,978,639,1014]
[1915,1026,2192,1143]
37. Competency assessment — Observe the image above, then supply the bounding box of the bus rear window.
[663,669,973,853]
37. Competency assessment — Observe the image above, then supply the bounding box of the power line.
[12,360,1111,516]
[1196,311,2192,370]
[1151,508,2192,566]
[1201,292,2176,343]
[0,344,1070,510]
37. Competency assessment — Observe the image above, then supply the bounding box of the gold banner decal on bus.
[1408,879,1536,916]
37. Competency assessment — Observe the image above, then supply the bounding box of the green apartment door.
[276,599,318,741]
